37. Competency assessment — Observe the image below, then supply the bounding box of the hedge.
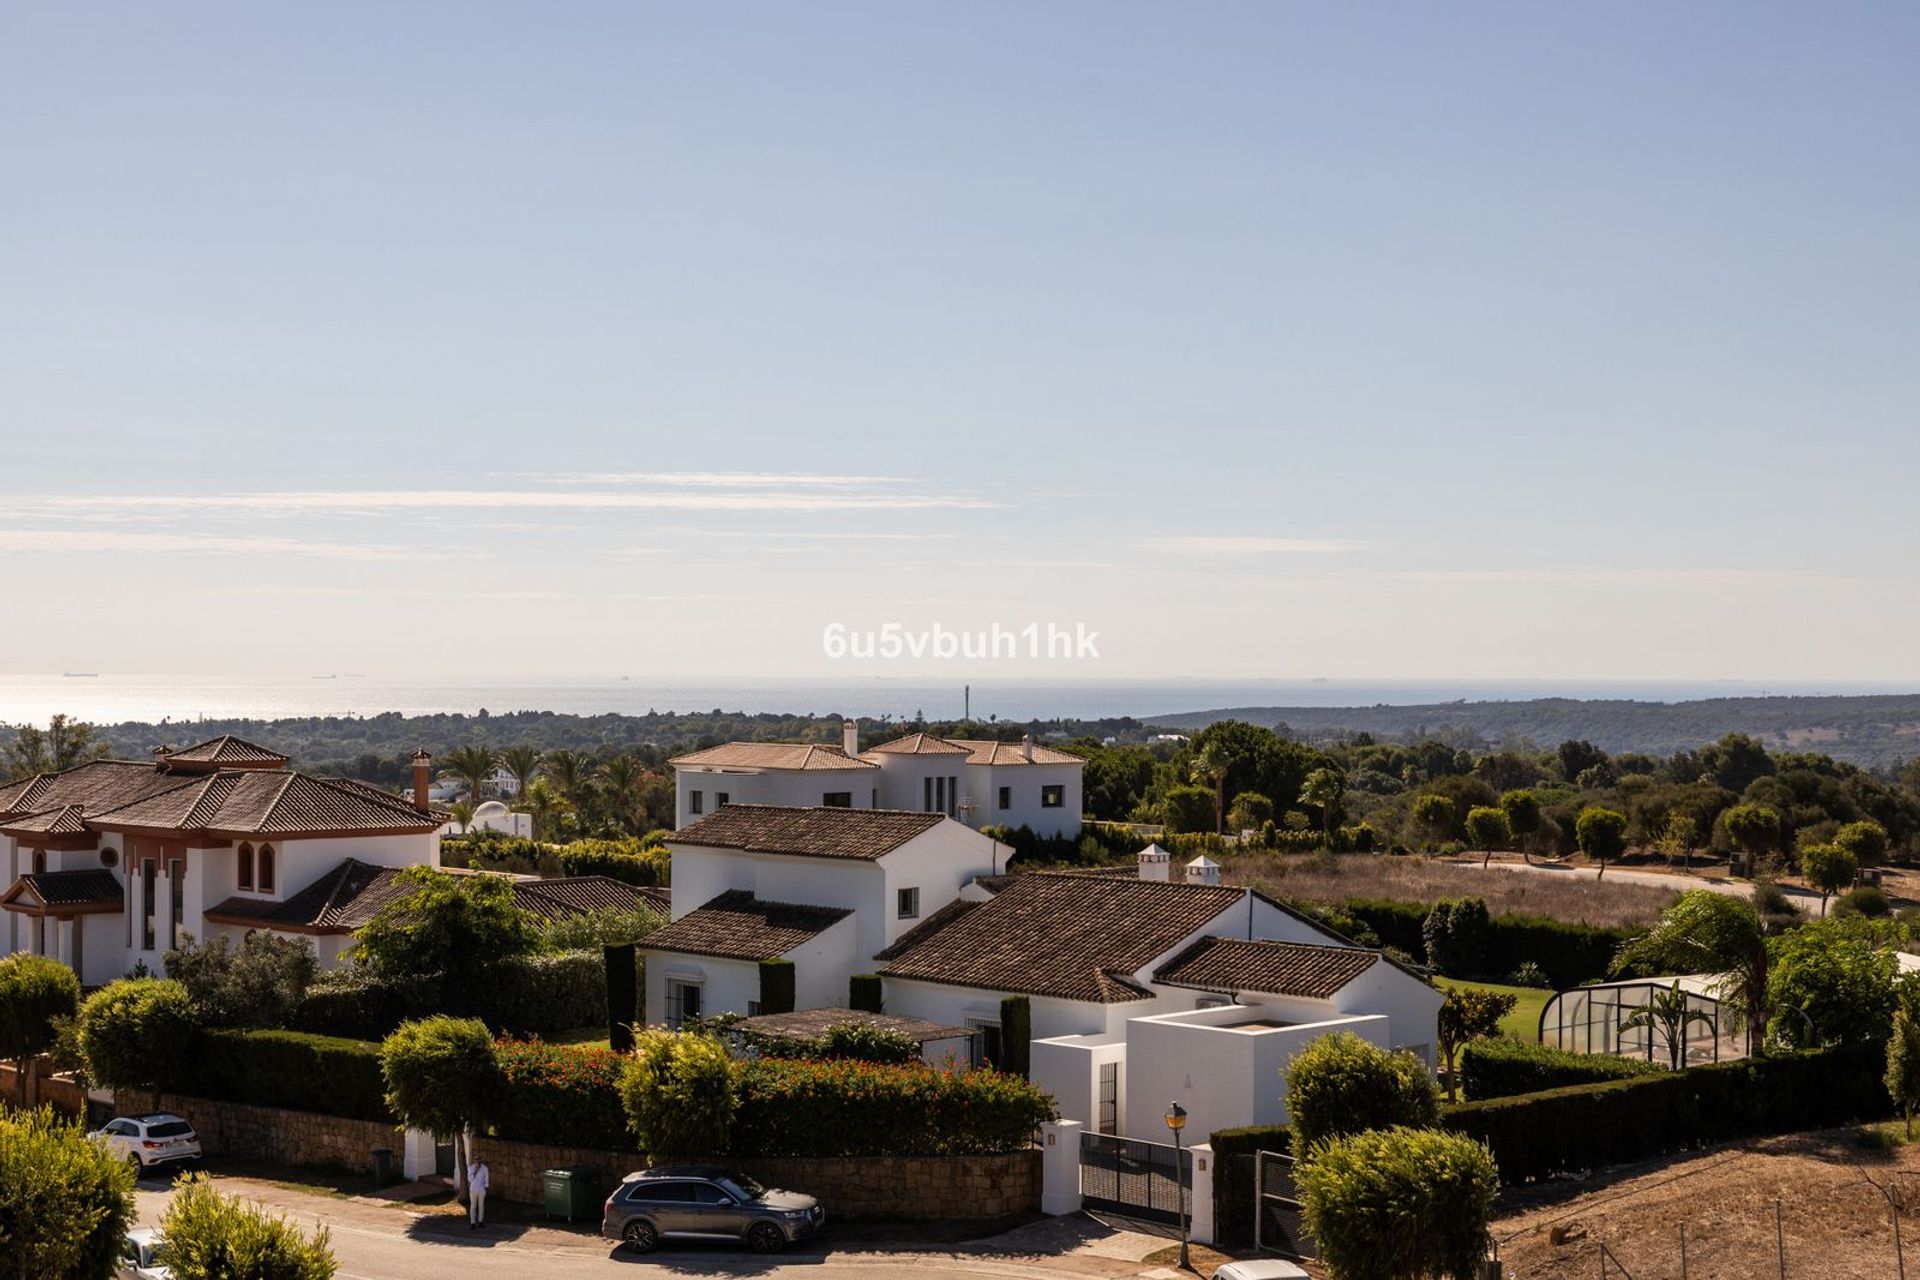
[1443,1043,1889,1182]
[491,1038,629,1147]
[291,951,608,1040]
[554,839,670,887]
[1209,1124,1290,1249]
[1341,898,1639,988]
[1459,1037,1661,1101]
[730,1058,1055,1157]
[182,1029,391,1123]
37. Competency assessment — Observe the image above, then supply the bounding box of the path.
[1463,856,1824,906]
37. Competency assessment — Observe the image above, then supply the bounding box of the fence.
[1254,1149,1316,1260]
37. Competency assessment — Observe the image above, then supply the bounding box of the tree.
[499,745,544,802]
[597,754,647,832]
[1798,842,1858,915]
[1410,793,1455,855]
[1283,1031,1438,1161]
[1651,811,1700,871]
[1575,806,1628,879]
[1767,916,1908,1049]
[1298,768,1348,846]
[1161,785,1217,835]
[1463,806,1511,870]
[442,744,500,803]
[157,1172,335,1279]
[1499,789,1542,863]
[1556,739,1609,784]
[520,776,570,841]
[1296,1126,1498,1280]
[1189,736,1242,835]
[0,953,80,1105]
[163,932,316,1029]
[1722,803,1782,860]
[1834,819,1891,869]
[1226,790,1275,835]
[380,1016,499,1198]
[1615,890,1771,1055]
[542,748,595,808]
[351,866,540,1003]
[1622,982,1716,1070]
[1437,986,1515,1101]
[2,714,109,781]
[1887,1001,1920,1139]
[76,979,197,1103]
[0,1106,136,1280]
[1422,898,1491,978]
[619,1029,739,1159]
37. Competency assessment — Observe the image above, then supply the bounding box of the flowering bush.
[620,1030,740,1158]
[491,1038,627,1147]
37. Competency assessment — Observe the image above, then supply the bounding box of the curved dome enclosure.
[1537,976,1742,1067]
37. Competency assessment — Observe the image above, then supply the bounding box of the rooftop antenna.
[964,684,970,722]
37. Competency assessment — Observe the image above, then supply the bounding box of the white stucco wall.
[1031,1034,1130,1136]
[675,767,878,828]
[968,761,1083,838]
[641,916,860,1025]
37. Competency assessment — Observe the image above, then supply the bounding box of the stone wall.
[117,1090,401,1176]
[0,1060,88,1118]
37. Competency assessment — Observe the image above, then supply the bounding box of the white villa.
[641,803,1440,1142]
[671,725,1085,838]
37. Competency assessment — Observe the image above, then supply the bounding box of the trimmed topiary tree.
[758,959,796,1016]
[619,1029,739,1158]
[0,1106,136,1280]
[76,978,197,1106]
[1575,806,1629,879]
[849,974,883,1014]
[604,944,638,1053]
[1283,1031,1438,1162]
[379,1016,499,1197]
[0,952,81,1105]
[158,1172,336,1279]
[998,996,1031,1079]
[1422,898,1491,977]
[1296,1125,1498,1280]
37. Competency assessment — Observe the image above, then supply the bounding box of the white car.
[114,1227,170,1279]
[1212,1262,1311,1280]
[90,1113,202,1173]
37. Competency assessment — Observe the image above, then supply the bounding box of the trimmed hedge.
[1342,898,1639,988]
[1459,1037,1661,1101]
[730,1058,1055,1157]
[183,1029,391,1123]
[491,1038,628,1148]
[1443,1043,1889,1182]
[1209,1123,1290,1249]
[291,951,607,1040]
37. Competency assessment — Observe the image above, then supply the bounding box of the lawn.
[1437,977,1550,1043]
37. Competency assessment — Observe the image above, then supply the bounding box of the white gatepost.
[1039,1119,1084,1216]
[401,1128,438,1180]
[1188,1141,1216,1246]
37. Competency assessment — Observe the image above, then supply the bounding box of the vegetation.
[1574,806,1629,877]
[163,932,317,1029]
[1283,1031,1439,1161]
[1798,842,1858,913]
[1615,891,1772,1053]
[1422,898,1491,978]
[1888,1000,1920,1139]
[1436,986,1516,1101]
[1621,982,1716,1070]
[1458,1037,1661,1101]
[619,1029,740,1158]
[352,867,541,1002]
[1767,917,1915,1049]
[157,1173,336,1279]
[0,1107,136,1280]
[1,714,109,781]
[1436,979,1548,1043]
[76,978,197,1098]
[1296,1126,1499,1280]
[379,1016,500,1194]
[0,953,80,1103]
[189,1029,390,1123]
[743,1022,920,1065]
[731,1056,1056,1157]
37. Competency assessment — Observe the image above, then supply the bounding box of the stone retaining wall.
[0,1060,87,1118]
[117,1090,401,1176]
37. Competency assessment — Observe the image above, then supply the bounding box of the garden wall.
[0,1060,87,1119]
[118,1090,401,1175]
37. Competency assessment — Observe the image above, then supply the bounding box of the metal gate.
[1079,1132,1189,1225]
[1256,1149,1317,1259]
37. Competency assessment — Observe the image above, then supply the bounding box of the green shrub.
[78,978,198,1095]
[380,1017,500,1143]
[999,996,1031,1078]
[745,1023,920,1065]
[1284,1031,1438,1160]
[187,1030,391,1123]
[1423,898,1492,977]
[1507,961,1552,989]
[1458,1037,1661,1101]
[1297,1126,1499,1280]
[1444,1043,1889,1182]
[539,906,662,950]
[0,1107,136,1280]
[555,839,670,886]
[731,1057,1055,1156]
[1834,885,1893,919]
[620,1030,739,1158]
[291,951,606,1040]
[0,952,81,1083]
[1208,1124,1290,1248]
[491,1038,627,1147]
[1344,899,1637,988]
[163,933,317,1030]
[158,1172,335,1279]
[849,973,883,1013]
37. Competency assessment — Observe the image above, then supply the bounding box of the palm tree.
[598,755,646,833]
[1615,890,1772,1056]
[1298,767,1348,848]
[442,745,500,805]
[520,777,569,842]
[499,746,543,801]
[1188,740,1240,835]
[447,800,475,835]
[1622,981,1717,1070]
[542,749,593,806]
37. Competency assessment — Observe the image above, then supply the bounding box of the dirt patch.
[1494,1128,1920,1278]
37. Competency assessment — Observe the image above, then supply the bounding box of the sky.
[2,3,1917,683]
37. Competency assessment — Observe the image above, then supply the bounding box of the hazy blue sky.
[3,3,1916,682]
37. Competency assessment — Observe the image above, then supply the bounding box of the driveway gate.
[1255,1149,1317,1259]
[1079,1131,1189,1225]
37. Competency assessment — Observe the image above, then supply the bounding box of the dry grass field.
[1219,852,1681,928]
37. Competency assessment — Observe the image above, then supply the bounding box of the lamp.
[1164,1101,1190,1268]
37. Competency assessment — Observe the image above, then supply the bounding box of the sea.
[3,674,1918,727]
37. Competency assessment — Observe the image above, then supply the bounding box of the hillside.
[1145,694,1920,767]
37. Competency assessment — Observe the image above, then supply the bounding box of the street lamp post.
[1164,1100,1189,1270]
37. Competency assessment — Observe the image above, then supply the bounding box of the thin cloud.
[1145,536,1372,555]
[523,471,908,489]
[21,488,991,515]
[0,529,467,561]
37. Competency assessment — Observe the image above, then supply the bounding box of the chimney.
[1137,843,1170,882]
[843,720,859,757]
[1186,855,1221,886]
[411,750,433,813]
[1022,733,1034,763]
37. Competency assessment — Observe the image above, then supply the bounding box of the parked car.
[601,1165,824,1254]
[114,1227,170,1279]
[1211,1263,1311,1280]
[89,1113,202,1173]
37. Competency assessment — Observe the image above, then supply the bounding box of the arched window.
[258,845,276,893]
[31,849,46,875]
[238,843,255,890]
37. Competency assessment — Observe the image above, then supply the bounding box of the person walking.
[467,1154,490,1229]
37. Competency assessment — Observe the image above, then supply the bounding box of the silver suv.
[600,1166,824,1254]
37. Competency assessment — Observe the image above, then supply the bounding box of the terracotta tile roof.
[205,860,660,934]
[642,889,852,961]
[671,743,877,771]
[90,771,439,837]
[865,733,971,757]
[1153,936,1380,999]
[515,876,662,922]
[0,805,91,836]
[945,739,1085,767]
[1,868,124,913]
[733,1008,975,1045]
[0,760,193,819]
[161,735,290,769]
[875,872,1244,1003]
[670,805,945,861]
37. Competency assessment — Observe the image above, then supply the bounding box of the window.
[237,843,254,890]
[897,887,920,920]
[258,845,275,893]
[690,790,704,816]
[821,791,852,808]
[31,849,45,875]
[666,980,702,1028]
[970,1021,1004,1070]
[1041,784,1064,809]
[624,1183,676,1203]
[934,776,946,814]
[947,776,958,817]
[997,786,1011,811]
[1098,1061,1120,1135]
[923,777,934,812]
[141,860,156,951]
[168,858,185,948]
[715,792,729,808]
[871,789,879,807]
[685,1183,731,1204]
